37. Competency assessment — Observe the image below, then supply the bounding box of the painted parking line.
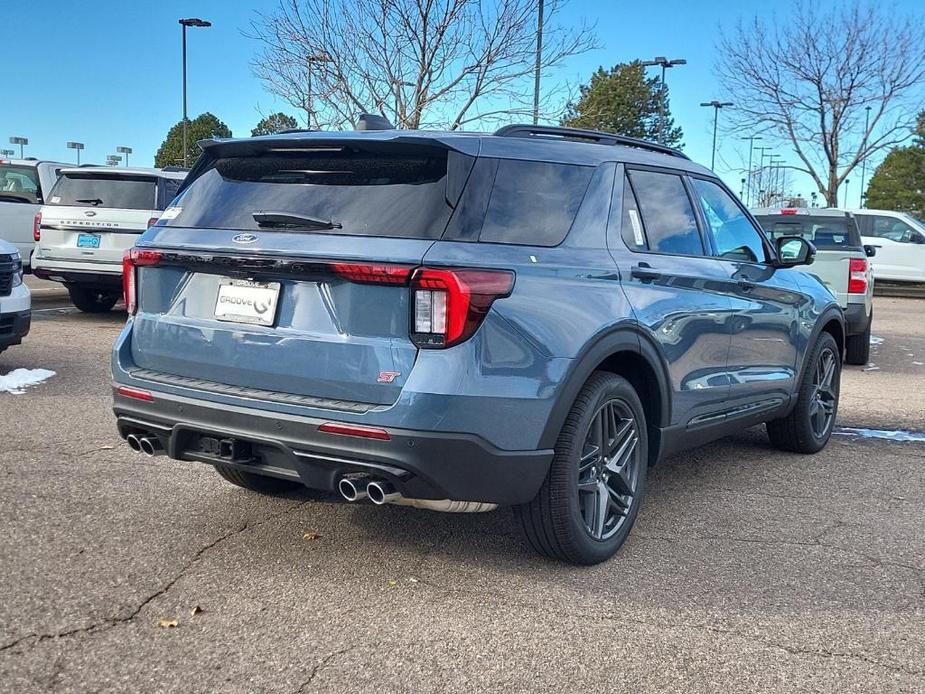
[835,427,925,442]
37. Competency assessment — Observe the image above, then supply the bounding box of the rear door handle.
[631,265,662,282]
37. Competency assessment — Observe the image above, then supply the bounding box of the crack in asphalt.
[293,646,356,693]
[0,499,310,656]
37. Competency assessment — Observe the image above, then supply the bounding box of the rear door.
[39,172,160,267]
[692,178,805,406]
[609,167,735,427]
[857,214,925,282]
[129,141,469,406]
[0,162,43,261]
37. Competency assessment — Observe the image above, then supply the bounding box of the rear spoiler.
[177,133,481,196]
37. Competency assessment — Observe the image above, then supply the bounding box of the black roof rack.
[493,124,689,160]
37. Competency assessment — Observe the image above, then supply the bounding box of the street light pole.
[755,147,772,205]
[532,0,544,125]
[843,179,850,208]
[117,146,133,167]
[700,100,734,170]
[642,57,686,144]
[67,141,85,165]
[859,105,872,208]
[179,18,211,168]
[742,135,762,206]
[9,137,28,159]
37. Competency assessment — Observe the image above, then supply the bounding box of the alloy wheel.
[577,399,641,541]
[810,346,838,438]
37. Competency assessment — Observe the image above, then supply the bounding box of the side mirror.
[912,231,925,245]
[775,236,815,268]
[864,244,877,258]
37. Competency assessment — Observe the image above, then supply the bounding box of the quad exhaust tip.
[138,436,164,457]
[338,477,369,502]
[366,480,400,506]
[125,434,142,452]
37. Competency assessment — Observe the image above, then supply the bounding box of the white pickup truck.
[0,238,30,355]
[0,159,69,270]
[752,207,875,365]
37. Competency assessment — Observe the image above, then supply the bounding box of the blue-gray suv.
[112,124,843,565]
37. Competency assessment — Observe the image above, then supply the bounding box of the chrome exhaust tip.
[367,480,400,506]
[338,476,369,502]
[138,436,163,457]
[125,434,142,452]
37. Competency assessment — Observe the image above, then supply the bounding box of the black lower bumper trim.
[0,310,31,348]
[113,388,553,505]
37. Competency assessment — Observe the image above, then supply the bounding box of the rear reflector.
[318,422,391,440]
[848,258,868,294]
[117,386,155,402]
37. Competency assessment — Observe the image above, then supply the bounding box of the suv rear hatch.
[38,171,164,267]
[127,138,477,407]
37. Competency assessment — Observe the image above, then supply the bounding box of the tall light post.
[179,17,212,168]
[769,155,784,204]
[642,57,686,144]
[106,155,122,167]
[9,137,28,158]
[843,179,850,208]
[117,146,133,167]
[700,100,734,169]
[742,134,762,206]
[532,0,544,125]
[0,149,14,158]
[859,105,872,207]
[67,141,85,165]
[305,54,332,130]
[756,147,772,205]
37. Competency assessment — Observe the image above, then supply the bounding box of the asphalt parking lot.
[1,277,923,693]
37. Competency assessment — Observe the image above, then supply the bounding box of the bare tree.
[715,2,925,206]
[247,0,595,130]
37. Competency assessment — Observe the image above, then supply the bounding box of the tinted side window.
[870,216,920,243]
[627,170,703,255]
[620,175,647,250]
[693,179,768,262]
[478,160,593,246]
[160,178,182,209]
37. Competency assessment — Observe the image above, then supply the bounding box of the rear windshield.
[48,173,158,210]
[165,146,461,239]
[163,145,593,245]
[752,215,862,249]
[0,164,41,204]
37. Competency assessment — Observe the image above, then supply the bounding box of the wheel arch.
[797,305,845,387]
[540,327,671,466]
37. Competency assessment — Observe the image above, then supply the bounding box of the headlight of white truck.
[10,252,23,288]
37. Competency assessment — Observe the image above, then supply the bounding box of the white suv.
[850,209,925,283]
[0,158,69,269]
[32,167,186,312]
[0,238,30,355]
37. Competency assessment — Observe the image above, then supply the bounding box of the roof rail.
[493,124,689,160]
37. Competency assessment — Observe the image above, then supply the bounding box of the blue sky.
[2,0,921,202]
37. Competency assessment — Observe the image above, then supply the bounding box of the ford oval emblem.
[232,233,259,244]
[84,210,97,217]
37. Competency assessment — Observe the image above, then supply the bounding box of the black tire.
[67,286,120,313]
[767,332,840,454]
[517,372,648,565]
[845,310,872,365]
[214,463,303,494]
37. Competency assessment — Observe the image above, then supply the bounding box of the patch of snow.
[870,336,884,345]
[0,368,56,395]
[836,427,925,443]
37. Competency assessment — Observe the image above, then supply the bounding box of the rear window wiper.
[76,198,103,206]
[252,211,342,231]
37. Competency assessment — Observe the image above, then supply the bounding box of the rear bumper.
[113,387,553,505]
[32,256,122,286]
[844,302,871,336]
[0,309,31,349]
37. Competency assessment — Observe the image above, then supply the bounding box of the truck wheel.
[68,286,120,313]
[517,372,648,565]
[845,310,872,365]
[767,332,840,454]
[214,463,303,494]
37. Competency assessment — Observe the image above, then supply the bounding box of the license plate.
[214,279,281,326]
[77,233,100,249]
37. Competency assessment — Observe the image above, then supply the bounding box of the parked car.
[111,124,844,565]
[0,239,30,355]
[32,167,186,312]
[849,209,925,283]
[0,158,70,269]
[751,207,874,364]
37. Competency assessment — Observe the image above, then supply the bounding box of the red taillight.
[331,262,412,285]
[780,208,799,215]
[116,385,155,402]
[33,213,41,241]
[122,248,163,314]
[410,268,515,348]
[147,216,159,228]
[848,258,868,294]
[318,422,391,440]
